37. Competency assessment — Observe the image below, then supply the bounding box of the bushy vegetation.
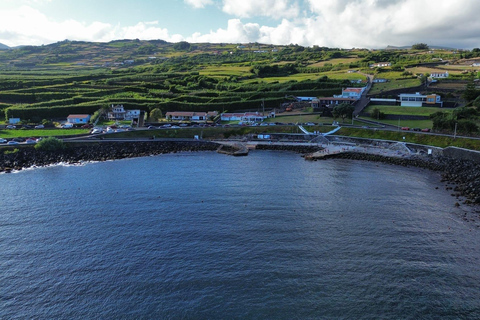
[34,137,66,151]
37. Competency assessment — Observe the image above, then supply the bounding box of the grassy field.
[369,78,422,95]
[308,57,361,67]
[199,65,252,78]
[363,105,453,116]
[338,127,480,150]
[378,119,433,129]
[0,128,89,138]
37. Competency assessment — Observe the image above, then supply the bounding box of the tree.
[473,96,480,110]
[462,75,480,102]
[412,43,429,50]
[332,103,355,122]
[370,107,385,120]
[149,108,163,122]
[173,41,191,51]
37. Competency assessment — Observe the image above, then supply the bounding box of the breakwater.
[0,140,219,173]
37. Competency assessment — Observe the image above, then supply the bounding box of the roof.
[166,111,218,117]
[67,114,90,119]
[343,88,363,93]
[318,97,356,102]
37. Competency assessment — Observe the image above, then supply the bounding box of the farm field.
[0,39,478,138]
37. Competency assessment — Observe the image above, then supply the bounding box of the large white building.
[399,93,442,107]
[108,105,141,121]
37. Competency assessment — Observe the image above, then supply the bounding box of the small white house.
[67,114,91,124]
[125,109,141,120]
[430,71,449,78]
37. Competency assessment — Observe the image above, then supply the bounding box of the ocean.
[1,150,479,319]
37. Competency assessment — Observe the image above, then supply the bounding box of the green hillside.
[0,40,478,124]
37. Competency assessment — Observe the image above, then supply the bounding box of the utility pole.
[454,122,457,139]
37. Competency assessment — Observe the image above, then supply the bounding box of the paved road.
[353,73,373,117]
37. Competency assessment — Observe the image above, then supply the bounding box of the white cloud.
[184,0,214,9]
[0,6,184,46]
[1,0,480,49]
[222,0,300,19]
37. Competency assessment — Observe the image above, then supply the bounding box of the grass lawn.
[0,128,89,138]
[338,127,480,151]
[378,119,433,129]
[363,105,453,116]
[243,73,329,83]
[273,114,333,124]
[199,65,252,78]
[369,78,421,95]
[308,57,361,67]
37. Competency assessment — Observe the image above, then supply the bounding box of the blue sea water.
[1,150,480,319]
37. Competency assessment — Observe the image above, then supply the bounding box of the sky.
[0,0,479,49]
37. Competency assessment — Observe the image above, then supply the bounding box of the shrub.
[34,137,66,151]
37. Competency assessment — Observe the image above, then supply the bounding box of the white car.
[0,138,7,143]
[25,139,37,144]
[7,140,19,145]
[6,125,16,129]
[34,124,44,129]
[91,128,103,134]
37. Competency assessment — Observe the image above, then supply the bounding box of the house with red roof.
[334,87,366,100]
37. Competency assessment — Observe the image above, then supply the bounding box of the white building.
[165,111,218,122]
[220,112,271,122]
[108,105,141,121]
[125,110,141,121]
[430,71,449,79]
[334,87,366,100]
[399,93,442,107]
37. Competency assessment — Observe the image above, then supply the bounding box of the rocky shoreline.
[0,140,219,173]
[2,140,480,209]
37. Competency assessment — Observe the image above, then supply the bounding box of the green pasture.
[199,65,252,77]
[378,119,433,129]
[363,105,452,116]
[0,128,89,139]
[308,57,361,67]
[369,78,421,95]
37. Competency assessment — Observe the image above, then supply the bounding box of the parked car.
[81,124,93,128]
[7,140,19,145]
[401,127,410,131]
[61,123,73,128]
[34,124,44,129]
[413,128,421,131]
[6,125,16,129]
[148,126,157,129]
[421,128,431,132]
[0,138,7,143]
[91,128,103,134]
[25,138,37,144]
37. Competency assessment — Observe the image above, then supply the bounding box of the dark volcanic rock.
[0,141,219,173]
